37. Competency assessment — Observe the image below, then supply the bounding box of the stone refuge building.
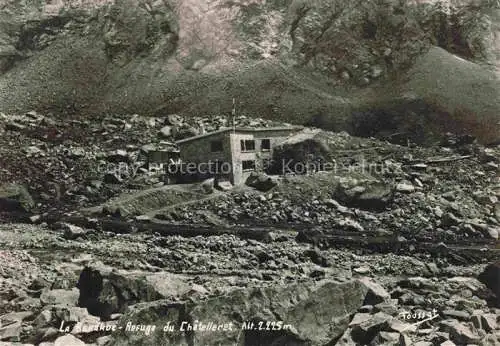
[175,126,304,185]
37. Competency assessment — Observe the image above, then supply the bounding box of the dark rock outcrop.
[76,263,191,319]
[0,183,35,213]
[478,261,500,306]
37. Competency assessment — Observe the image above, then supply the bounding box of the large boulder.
[439,320,482,345]
[189,279,369,346]
[245,172,278,192]
[478,261,500,306]
[165,114,184,127]
[334,178,394,212]
[107,301,188,346]
[272,130,333,175]
[201,178,215,194]
[0,311,33,342]
[350,312,393,345]
[54,334,85,346]
[0,183,34,213]
[53,222,87,240]
[40,288,79,307]
[171,126,199,140]
[358,277,390,306]
[76,263,191,319]
[158,125,172,139]
[0,45,21,73]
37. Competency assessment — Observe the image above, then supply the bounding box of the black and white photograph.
[0,0,499,345]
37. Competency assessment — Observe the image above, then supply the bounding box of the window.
[210,140,223,152]
[242,160,256,171]
[261,139,271,151]
[240,139,255,152]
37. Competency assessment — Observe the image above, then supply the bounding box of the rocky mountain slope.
[0,0,499,143]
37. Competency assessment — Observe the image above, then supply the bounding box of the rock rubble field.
[0,110,499,346]
[1,0,500,345]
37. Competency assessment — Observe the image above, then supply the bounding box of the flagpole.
[232,98,236,133]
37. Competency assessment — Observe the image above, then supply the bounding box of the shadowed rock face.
[0,183,35,213]
[478,260,500,306]
[0,0,499,143]
[76,263,193,319]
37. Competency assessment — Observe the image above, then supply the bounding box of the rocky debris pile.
[0,221,498,345]
[0,250,45,315]
[337,275,500,345]
[2,108,498,230]
[0,110,288,218]
[161,113,292,140]
[95,186,205,218]
[4,268,499,345]
[0,108,498,346]
[158,134,499,244]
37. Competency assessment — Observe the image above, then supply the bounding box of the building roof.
[140,143,179,153]
[176,125,304,145]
